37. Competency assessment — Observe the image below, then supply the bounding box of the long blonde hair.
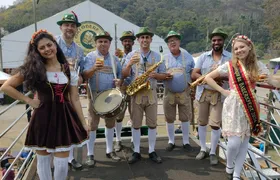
[231,36,259,82]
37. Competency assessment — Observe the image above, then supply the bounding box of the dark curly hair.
[17,31,68,91]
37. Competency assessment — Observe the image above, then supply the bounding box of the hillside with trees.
[0,0,279,57]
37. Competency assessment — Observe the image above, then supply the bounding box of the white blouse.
[46,71,78,86]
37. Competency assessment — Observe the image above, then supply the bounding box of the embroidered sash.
[228,61,262,136]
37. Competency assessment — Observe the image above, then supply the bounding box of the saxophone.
[126,59,163,96]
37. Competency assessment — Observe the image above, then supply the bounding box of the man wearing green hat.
[162,30,195,152]
[56,11,85,170]
[122,27,169,164]
[83,31,123,165]
[191,27,231,165]
[114,30,136,152]
[56,12,84,76]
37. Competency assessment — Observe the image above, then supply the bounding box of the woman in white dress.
[204,35,270,180]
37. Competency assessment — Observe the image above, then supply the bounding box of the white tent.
[1,0,169,69]
[0,71,11,84]
[269,57,280,69]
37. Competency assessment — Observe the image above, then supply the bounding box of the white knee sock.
[198,125,207,151]
[181,121,190,145]
[53,156,68,180]
[36,154,52,180]
[115,122,122,142]
[233,136,249,178]
[148,128,157,153]
[132,128,140,153]
[226,136,242,174]
[87,131,96,156]
[210,128,221,155]
[105,127,114,154]
[131,127,133,142]
[68,149,74,163]
[166,123,175,144]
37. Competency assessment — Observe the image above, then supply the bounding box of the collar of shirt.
[206,49,231,58]
[141,50,151,62]
[96,50,110,60]
[171,51,182,60]
[57,35,76,57]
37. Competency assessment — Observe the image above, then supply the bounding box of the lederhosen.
[131,51,158,128]
[87,52,116,130]
[163,53,192,122]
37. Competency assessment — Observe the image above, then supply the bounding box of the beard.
[212,45,223,52]
[124,44,132,52]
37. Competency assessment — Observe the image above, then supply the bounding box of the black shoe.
[209,154,218,165]
[114,141,123,152]
[165,143,175,152]
[195,151,208,160]
[85,155,95,168]
[226,166,234,180]
[106,152,121,162]
[149,151,162,164]
[183,144,193,152]
[68,159,83,170]
[128,152,141,164]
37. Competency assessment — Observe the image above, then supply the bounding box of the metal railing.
[0,92,34,180]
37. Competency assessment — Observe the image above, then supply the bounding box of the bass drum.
[92,88,126,119]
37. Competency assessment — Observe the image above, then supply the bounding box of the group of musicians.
[57,12,232,169]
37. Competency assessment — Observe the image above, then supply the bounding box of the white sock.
[36,154,52,180]
[132,128,140,153]
[181,121,190,145]
[105,127,114,154]
[87,131,96,156]
[115,122,122,142]
[210,128,221,155]
[233,136,249,178]
[53,156,68,180]
[166,123,175,144]
[68,149,74,163]
[131,127,133,142]
[226,136,241,174]
[148,128,157,153]
[198,125,207,151]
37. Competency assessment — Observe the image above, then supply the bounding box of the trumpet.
[257,74,268,82]
[189,73,209,89]
[190,73,268,89]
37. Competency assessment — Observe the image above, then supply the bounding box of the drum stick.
[77,66,80,75]
[110,54,117,79]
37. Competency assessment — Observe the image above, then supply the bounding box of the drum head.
[94,89,123,114]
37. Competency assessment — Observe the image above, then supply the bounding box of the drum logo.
[74,21,104,54]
